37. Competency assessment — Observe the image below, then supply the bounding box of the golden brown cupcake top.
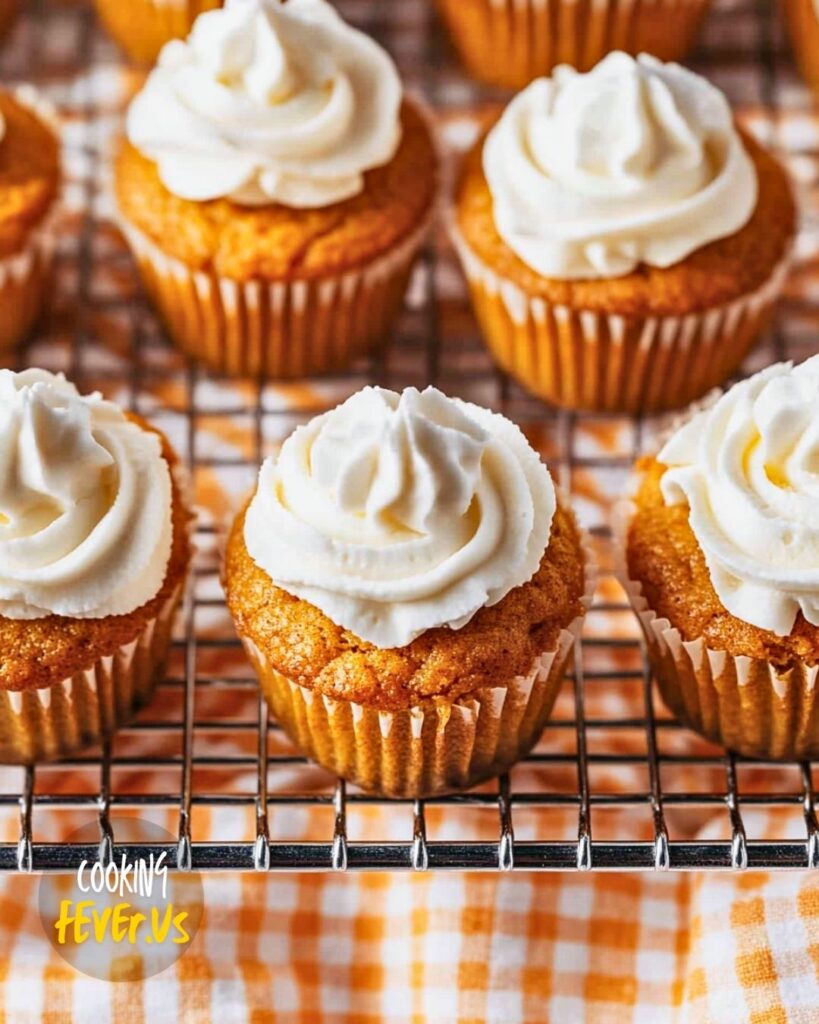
[0,417,191,692]
[455,123,795,317]
[115,99,437,282]
[225,499,587,712]
[627,458,819,669]
[0,90,60,259]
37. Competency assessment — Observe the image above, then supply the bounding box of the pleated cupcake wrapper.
[613,501,819,761]
[450,217,792,414]
[117,184,437,380]
[238,524,595,798]
[242,630,577,799]
[436,0,710,89]
[0,86,62,355]
[0,582,183,765]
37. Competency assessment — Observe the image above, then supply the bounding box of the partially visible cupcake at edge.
[95,0,222,64]
[621,357,819,760]
[115,0,439,378]
[436,0,710,90]
[0,86,60,355]
[0,370,192,763]
[224,386,592,798]
[451,52,795,414]
[782,0,819,90]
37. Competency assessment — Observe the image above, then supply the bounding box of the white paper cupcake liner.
[436,0,711,89]
[0,581,184,764]
[613,500,819,761]
[450,217,792,414]
[237,522,595,798]
[119,208,434,378]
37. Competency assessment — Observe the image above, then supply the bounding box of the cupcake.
[621,358,819,761]
[115,0,439,379]
[0,370,191,763]
[0,88,60,357]
[451,53,795,414]
[224,386,592,798]
[783,0,819,90]
[436,0,710,90]
[95,0,222,65]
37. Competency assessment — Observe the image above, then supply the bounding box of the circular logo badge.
[38,818,204,982]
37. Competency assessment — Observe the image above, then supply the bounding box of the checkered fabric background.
[0,0,817,1020]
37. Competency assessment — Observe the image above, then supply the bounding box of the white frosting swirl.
[126,0,402,208]
[659,357,819,637]
[483,52,758,280]
[0,370,173,620]
[244,386,557,648]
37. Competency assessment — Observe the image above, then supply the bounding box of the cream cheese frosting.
[0,370,173,620]
[659,357,819,637]
[126,0,403,208]
[244,386,557,648]
[483,52,758,280]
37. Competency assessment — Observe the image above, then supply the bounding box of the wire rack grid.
[0,0,818,874]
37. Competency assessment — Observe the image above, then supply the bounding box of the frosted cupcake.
[0,370,191,763]
[115,0,439,378]
[452,53,795,414]
[95,0,222,64]
[225,386,592,797]
[0,88,60,356]
[622,358,819,760]
[436,0,710,90]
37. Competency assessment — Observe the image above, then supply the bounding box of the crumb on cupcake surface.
[455,122,795,318]
[225,499,587,712]
[115,100,438,282]
[0,418,192,692]
[0,90,59,259]
[627,457,819,668]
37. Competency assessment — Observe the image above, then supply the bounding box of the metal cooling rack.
[0,0,817,873]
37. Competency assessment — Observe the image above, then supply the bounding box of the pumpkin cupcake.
[115,0,439,379]
[452,53,795,414]
[95,0,221,64]
[436,0,710,90]
[0,370,191,764]
[0,88,60,357]
[225,385,592,798]
[620,357,819,761]
[782,0,819,90]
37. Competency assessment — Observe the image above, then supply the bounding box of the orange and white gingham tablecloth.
[0,809,817,1023]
